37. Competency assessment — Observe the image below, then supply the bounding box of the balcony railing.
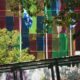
[0,56,80,80]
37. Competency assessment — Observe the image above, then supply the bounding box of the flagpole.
[19,3,22,57]
[46,32,48,59]
[44,2,48,59]
[70,29,72,56]
[69,23,76,56]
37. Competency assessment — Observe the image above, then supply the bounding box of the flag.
[70,19,76,30]
[51,0,57,16]
[70,24,76,30]
[23,9,32,29]
[51,0,61,16]
[75,20,80,50]
[29,34,37,57]
[0,0,6,29]
[47,34,52,58]
[6,16,13,31]
[56,0,61,15]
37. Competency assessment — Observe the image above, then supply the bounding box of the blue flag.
[70,19,76,30]
[23,9,32,28]
[70,24,76,30]
[56,0,61,15]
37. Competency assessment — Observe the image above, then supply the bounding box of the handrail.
[0,56,80,80]
[0,56,80,72]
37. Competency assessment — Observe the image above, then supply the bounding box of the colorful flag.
[70,19,76,30]
[56,0,61,15]
[70,24,76,30]
[6,16,13,31]
[23,9,33,29]
[0,0,6,29]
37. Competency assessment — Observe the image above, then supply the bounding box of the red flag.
[0,0,6,28]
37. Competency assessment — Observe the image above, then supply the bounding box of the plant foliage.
[7,0,43,16]
[0,28,35,64]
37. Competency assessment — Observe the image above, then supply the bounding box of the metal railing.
[0,56,80,80]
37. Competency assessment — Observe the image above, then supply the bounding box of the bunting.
[0,0,80,59]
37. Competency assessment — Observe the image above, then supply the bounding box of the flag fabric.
[0,0,6,29]
[37,16,44,52]
[75,20,80,50]
[56,0,61,15]
[51,0,57,16]
[0,17,6,29]
[23,9,33,29]
[37,34,44,51]
[47,34,52,58]
[37,16,44,33]
[0,0,6,17]
[14,16,19,30]
[1,0,79,60]
[6,16,14,31]
[29,17,37,34]
[51,0,61,16]
[70,24,76,30]
[70,19,77,30]
[0,0,66,59]
[22,18,29,48]
[29,34,37,57]
[60,0,67,11]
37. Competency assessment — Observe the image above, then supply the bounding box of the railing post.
[19,69,23,80]
[48,64,55,80]
[13,70,17,80]
[55,59,61,80]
